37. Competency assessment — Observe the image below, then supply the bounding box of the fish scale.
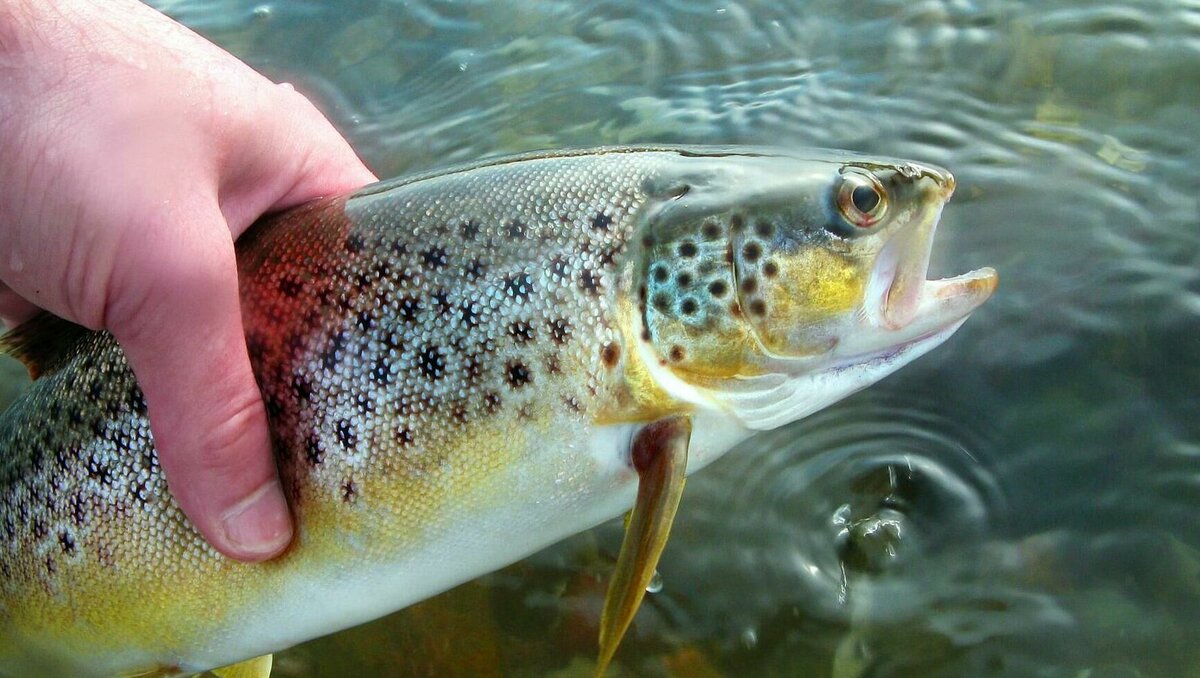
[0,149,679,675]
[0,146,996,676]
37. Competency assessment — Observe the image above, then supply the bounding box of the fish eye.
[836,169,887,229]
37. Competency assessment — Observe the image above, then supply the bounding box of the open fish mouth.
[861,180,998,343]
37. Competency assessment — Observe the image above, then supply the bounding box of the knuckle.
[190,391,270,477]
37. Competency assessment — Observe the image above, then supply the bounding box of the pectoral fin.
[210,654,273,678]
[595,415,691,677]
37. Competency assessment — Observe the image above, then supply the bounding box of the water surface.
[6,0,1200,675]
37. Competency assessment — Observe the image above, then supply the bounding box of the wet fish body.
[0,147,995,675]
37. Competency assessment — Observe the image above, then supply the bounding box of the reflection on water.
[2,0,1198,675]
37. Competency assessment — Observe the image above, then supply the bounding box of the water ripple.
[672,389,1004,635]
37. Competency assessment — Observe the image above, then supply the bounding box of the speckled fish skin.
[0,146,994,676]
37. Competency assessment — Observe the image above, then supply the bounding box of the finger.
[271,83,379,207]
[216,83,377,233]
[107,204,292,562]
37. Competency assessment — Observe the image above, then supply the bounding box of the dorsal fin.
[0,312,92,379]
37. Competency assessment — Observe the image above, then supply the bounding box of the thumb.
[108,204,292,562]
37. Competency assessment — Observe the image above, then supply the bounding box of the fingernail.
[220,481,292,559]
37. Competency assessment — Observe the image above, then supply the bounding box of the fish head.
[635,149,997,430]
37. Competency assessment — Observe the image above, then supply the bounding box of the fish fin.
[209,654,273,678]
[595,415,691,678]
[0,311,91,379]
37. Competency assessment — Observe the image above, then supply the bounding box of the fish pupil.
[852,184,880,213]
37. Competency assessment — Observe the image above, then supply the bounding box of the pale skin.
[0,0,376,561]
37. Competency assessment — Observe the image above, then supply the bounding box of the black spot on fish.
[89,381,103,402]
[506,219,526,239]
[741,277,758,294]
[743,242,762,262]
[292,375,313,401]
[702,221,721,239]
[749,299,767,316]
[451,402,469,425]
[356,310,374,332]
[652,293,671,313]
[730,214,745,232]
[45,555,56,575]
[755,220,774,238]
[460,301,480,328]
[598,245,621,267]
[371,356,392,385]
[32,518,47,541]
[418,344,446,380]
[86,455,111,485]
[58,531,76,555]
[506,361,532,388]
[592,212,612,231]
[677,272,693,287]
[508,320,536,344]
[126,387,147,415]
[653,265,669,283]
[460,220,481,240]
[322,331,347,370]
[708,280,728,297]
[130,478,149,507]
[70,494,86,526]
[265,394,285,419]
[304,435,324,466]
[279,276,303,297]
[341,478,358,503]
[422,246,448,270]
[345,234,365,254]
[641,234,655,248]
[548,318,572,345]
[392,241,409,256]
[396,427,414,447]
[564,396,582,413]
[399,296,422,322]
[383,330,403,351]
[483,391,503,414]
[681,298,698,315]
[465,258,486,280]
[336,419,356,450]
[579,269,601,295]
[504,273,533,300]
[550,256,570,281]
[434,290,453,316]
[669,345,686,362]
[679,242,698,258]
[763,260,779,278]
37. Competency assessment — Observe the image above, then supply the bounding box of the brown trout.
[0,146,996,677]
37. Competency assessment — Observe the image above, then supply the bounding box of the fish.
[0,146,997,677]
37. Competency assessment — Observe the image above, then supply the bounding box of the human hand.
[0,0,376,561]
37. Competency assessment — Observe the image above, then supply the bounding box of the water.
[4,0,1200,675]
